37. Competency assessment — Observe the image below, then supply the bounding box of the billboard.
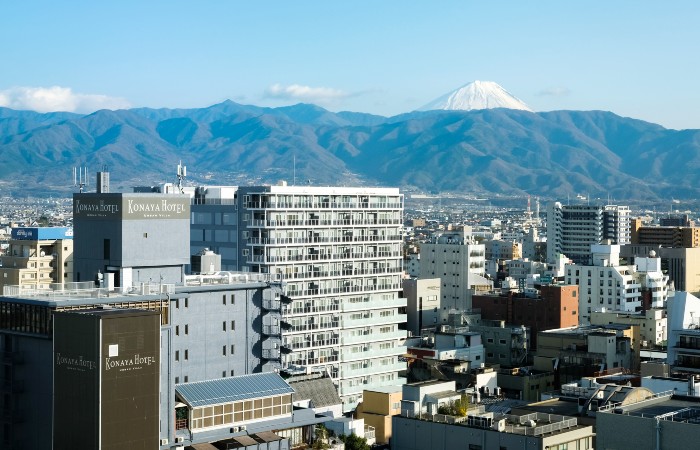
[53,310,160,450]
[54,313,100,449]
[73,194,190,220]
[11,227,73,240]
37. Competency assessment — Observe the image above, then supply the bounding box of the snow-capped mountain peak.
[418,80,532,112]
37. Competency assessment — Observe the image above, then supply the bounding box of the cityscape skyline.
[1,1,700,129]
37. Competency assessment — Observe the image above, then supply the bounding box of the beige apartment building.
[0,227,73,292]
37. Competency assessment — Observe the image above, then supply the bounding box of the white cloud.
[536,87,571,97]
[264,83,349,104]
[0,86,130,113]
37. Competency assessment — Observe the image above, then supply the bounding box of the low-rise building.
[355,385,403,445]
[534,325,634,388]
[393,402,594,450]
[597,391,700,450]
[472,284,579,350]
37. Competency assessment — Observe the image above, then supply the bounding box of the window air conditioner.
[160,438,169,445]
[175,436,185,443]
[239,425,247,431]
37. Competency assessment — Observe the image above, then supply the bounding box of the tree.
[339,433,370,450]
[437,393,470,417]
[312,425,330,450]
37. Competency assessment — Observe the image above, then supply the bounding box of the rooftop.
[1,273,280,304]
[598,391,700,424]
[176,373,294,408]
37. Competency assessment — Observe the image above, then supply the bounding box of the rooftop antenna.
[176,161,186,194]
[73,165,88,193]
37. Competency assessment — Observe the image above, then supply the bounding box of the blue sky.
[1,1,699,129]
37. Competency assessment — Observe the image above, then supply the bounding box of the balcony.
[340,362,406,378]
[341,345,405,362]
[342,296,407,312]
[245,201,402,210]
[248,218,402,228]
[262,348,281,360]
[259,251,402,264]
[342,330,406,345]
[262,324,280,336]
[283,301,341,315]
[282,321,340,333]
[248,235,403,246]
[341,314,407,328]
[286,337,339,350]
[287,283,402,298]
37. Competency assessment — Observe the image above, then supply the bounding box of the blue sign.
[11,227,73,240]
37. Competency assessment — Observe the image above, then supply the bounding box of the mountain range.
[1,98,699,200]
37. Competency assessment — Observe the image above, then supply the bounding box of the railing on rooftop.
[3,282,110,299]
[597,389,674,413]
[184,271,282,286]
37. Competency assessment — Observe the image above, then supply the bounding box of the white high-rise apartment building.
[191,185,407,411]
[547,202,631,265]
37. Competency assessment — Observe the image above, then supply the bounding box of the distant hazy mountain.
[418,81,532,112]
[1,101,699,199]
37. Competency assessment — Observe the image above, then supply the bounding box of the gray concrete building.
[597,391,700,450]
[0,274,313,450]
[73,192,191,287]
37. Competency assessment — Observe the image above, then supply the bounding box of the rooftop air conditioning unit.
[160,438,169,445]
[239,425,247,431]
[175,436,184,443]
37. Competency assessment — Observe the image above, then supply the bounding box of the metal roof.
[176,372,294,408]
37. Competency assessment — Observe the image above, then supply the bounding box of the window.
[175,350,180,361]
[230,370,235,376]
[175,377,179,384]
[185,298,189,308]
[184,376,188,382]
[176,325,179,336]
[185,350,189,360]
[499,339,506,345]
[231,345,235,354]
[103,239,110,259]
[223,345,227,356]
[223,295,226,305]
[231,320,235,330]
[223,321,226,331]
[185,324,189,335]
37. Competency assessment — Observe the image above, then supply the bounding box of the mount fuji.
[418,80,532,112]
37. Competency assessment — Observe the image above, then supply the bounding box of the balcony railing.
[248,235,402,245]
[255,251,402,264]
[248,219,402,227]
[245,201,402,210]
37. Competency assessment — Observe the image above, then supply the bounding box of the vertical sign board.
[100,310,160,450]
[53,312,100,450]
[53,310,160,450]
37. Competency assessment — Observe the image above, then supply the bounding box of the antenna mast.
[177,161,187,194]
[73,166,89,193]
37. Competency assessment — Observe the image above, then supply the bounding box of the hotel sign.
[74,195,190,220]
[105,353,157,372]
